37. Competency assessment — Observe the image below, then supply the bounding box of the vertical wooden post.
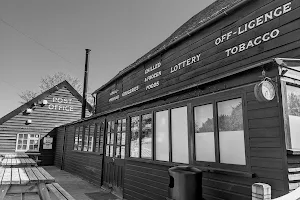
[252,183,271,200]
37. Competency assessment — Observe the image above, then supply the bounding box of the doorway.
[103,118,126,198]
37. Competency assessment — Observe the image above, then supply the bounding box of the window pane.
[106,133,110,145]
[99,122,105,154]
[74,128,79,150]
[117,133,121,145]
[83,126,89,151]
[89,136,94,152]
[89,125,95,152]
[78,127,83,150]
[142,114,152,159]
[218,98,245,165]
[110,133,114,144]
[106,145,109,156]
[110,145,114,157]
[194,104,215,162]
[122,119,126,131]
[286,85,300,149]
[117,120,122,132]
[84,135,89,151]
[130,116,140,158]
[111,121,115,132]
[121,146,125,159]
[95,124,100,152]
[107,121,111,132]
[115,146,120,158]
[155,110,169,161]
[121,132,126,145]
[171,107,189,163]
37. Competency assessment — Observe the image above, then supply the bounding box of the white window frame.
[15,133,40,152]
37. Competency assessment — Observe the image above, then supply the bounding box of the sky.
[0,0,215,118]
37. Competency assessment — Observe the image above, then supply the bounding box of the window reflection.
[130,116,140,157]
[194,104,215,162]
[287,85,300,149]
[218,98,245,165]
[142,114,152,159]
[155,110,169,161]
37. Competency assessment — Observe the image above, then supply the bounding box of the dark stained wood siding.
[0,87,91,165]
[54,126,65,168]
[287,154,300,191]
[119,66,288,200]
[95,0,300,115]
[55,120,103,186]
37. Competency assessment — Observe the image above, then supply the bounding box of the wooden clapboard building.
[55,0,300,199]
[0,80,92,165]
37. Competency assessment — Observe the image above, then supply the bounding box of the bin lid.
[169,166,202,174]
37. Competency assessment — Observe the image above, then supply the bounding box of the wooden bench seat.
[46,183,76,200]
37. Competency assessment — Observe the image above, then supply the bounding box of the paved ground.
[4,166,120,200]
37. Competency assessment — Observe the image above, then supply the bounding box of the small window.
[16,133,40,152]
[130,116,140,158]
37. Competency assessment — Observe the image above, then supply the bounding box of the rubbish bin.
[168,166,202,200]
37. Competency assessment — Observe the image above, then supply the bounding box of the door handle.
[112,157,115,162]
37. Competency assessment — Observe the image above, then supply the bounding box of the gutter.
[92,0,252,95]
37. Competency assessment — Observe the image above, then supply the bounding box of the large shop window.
[16,133,40,152]
[194,98,246,165]
[286,85,300,149]
[73,122,104,153]
[129,106,189,164]
[130,114,153,159]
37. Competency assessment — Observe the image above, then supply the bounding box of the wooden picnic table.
[4,153,29,158]
[1,158,37,167]
[0,166,55,200]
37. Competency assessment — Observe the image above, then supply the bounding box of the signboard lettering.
[122,86,139,97]
[109,95,120,102]
[146,81,160,90]
[170,53,201,74]
[48,97,74,111]
[225,29,280,57]
[110,89,119,96]
[215,2,292,46]
[145,71,162,82]
[145,62,161,74]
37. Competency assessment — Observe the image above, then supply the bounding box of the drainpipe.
[81,49,91,119]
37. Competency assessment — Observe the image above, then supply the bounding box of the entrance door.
[103,118,126,198]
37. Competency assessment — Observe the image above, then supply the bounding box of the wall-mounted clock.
[254,80,276,102]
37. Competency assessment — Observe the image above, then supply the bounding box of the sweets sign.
[48,97,74,111]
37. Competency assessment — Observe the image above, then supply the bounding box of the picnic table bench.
[1,158,37,167]
[4,153,29,158]
[0,167,55,200]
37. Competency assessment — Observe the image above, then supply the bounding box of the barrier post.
[252,183,271,200]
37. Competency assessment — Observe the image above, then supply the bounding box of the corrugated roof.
[93,0,246,94]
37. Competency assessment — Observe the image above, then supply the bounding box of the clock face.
[261,81,275,100]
